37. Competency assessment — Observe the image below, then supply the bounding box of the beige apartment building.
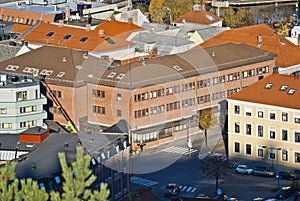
[0,43,275,147]
[227,73,300,169]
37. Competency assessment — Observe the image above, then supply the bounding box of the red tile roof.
[0,8,54,24]
[197,24,300,68]
[10,24,32,35]
[227,73,300,110]
[173,10,222,25]
[19,21,144,52]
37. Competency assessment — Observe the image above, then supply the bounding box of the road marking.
[161,146,198,155]
[181,186,187,191]
[191,187,197,193]
[130,176,159,187]
[186,187,192,192]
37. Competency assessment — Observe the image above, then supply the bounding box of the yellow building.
[227,73,300,169]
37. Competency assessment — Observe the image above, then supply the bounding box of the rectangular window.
[2,123,12,129]
[294,114,300,124]
[117,93,122,101]
[258,125,263,137]
[117,109,122,118]
[246,124,251,135]
[257,147,264,158]
[269,127,276,139]
[282,129,288,141]
[53,90,62,99]
[246,144,251,155]
[16,91,28,101]
[269,149,275,160]
[282,112,288,122]
[245,106,252,116]
[0,108,7,114]
[269,111,276,120]
[257,109,264,118]
[282,149,288,161]
[295,131,300,143]
[234,142,240,153]
[234,122,240,133]
[234,105,240,114]
[295,152,300,163]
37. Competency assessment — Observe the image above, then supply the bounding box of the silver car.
[235,165,253,175]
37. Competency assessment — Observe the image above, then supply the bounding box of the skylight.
[116,74,125,79]
[57,72,65,77]
[80,37,88,43]
[40,70,53,76]
[265,83,273,89]
[288,88,296,95]
[46,32,55,37]
[280,85,288,91]
[63,34,72,40]
[5,65,19,71]
[206,14,215,21]
[173,65,182,71]
[108,72,116,78]
[23,67,38,73]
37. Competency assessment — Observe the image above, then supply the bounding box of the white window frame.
[245,143,252,156]
[245,105,252,116]
[233,141,240,154]
[257,124,264,137]
[269,127,276,140]
[257,146,264,158]
[257,108,264,118]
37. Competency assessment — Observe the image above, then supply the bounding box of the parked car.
[235,165,253,175]
[277,171,298,180]
[274,186,294,200]
[252,167,275,177]
[163,183,179,197]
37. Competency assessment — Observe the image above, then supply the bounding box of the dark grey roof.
[15,133,79,179]
[0,134,35,152]
[15,131,128,180]
[103,119,130,133]
[21,126,48,135]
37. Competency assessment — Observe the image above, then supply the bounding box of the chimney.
[65,5,70,21]
[294,71,300,79]
[99,29,104,38]
[280,34,286,45]
[212,51,215,57]
[272,67,279,74]
[58,20,64,28]
[128,17,133,24]
[257,34,263,48]
[85,24,91,32]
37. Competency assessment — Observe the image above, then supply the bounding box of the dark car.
[274,186,294,200]
[277,171,298,180]
[163,183,179,197]
[252,167,275,177]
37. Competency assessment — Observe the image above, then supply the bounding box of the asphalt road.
[129,129,298,201]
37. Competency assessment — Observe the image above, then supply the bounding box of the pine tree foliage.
[0,160,17,201]
[18,178,49,201]
[50,146,110,201]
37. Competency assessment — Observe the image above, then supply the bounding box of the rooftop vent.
[257,35,263,48]
[99,29,104,38]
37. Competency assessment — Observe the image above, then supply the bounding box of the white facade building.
[0,73,47,134]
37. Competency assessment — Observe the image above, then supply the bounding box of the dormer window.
[280,85,288,91]
[288,88,296,95]
[63,34,72,40]
[265,83,273,89]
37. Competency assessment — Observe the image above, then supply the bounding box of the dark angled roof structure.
[227,73,300,110]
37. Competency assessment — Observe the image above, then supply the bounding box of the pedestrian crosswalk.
[179,185,198,193]
[130,176,159,187]
[198,152,208,160]
[160,146,198,155]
